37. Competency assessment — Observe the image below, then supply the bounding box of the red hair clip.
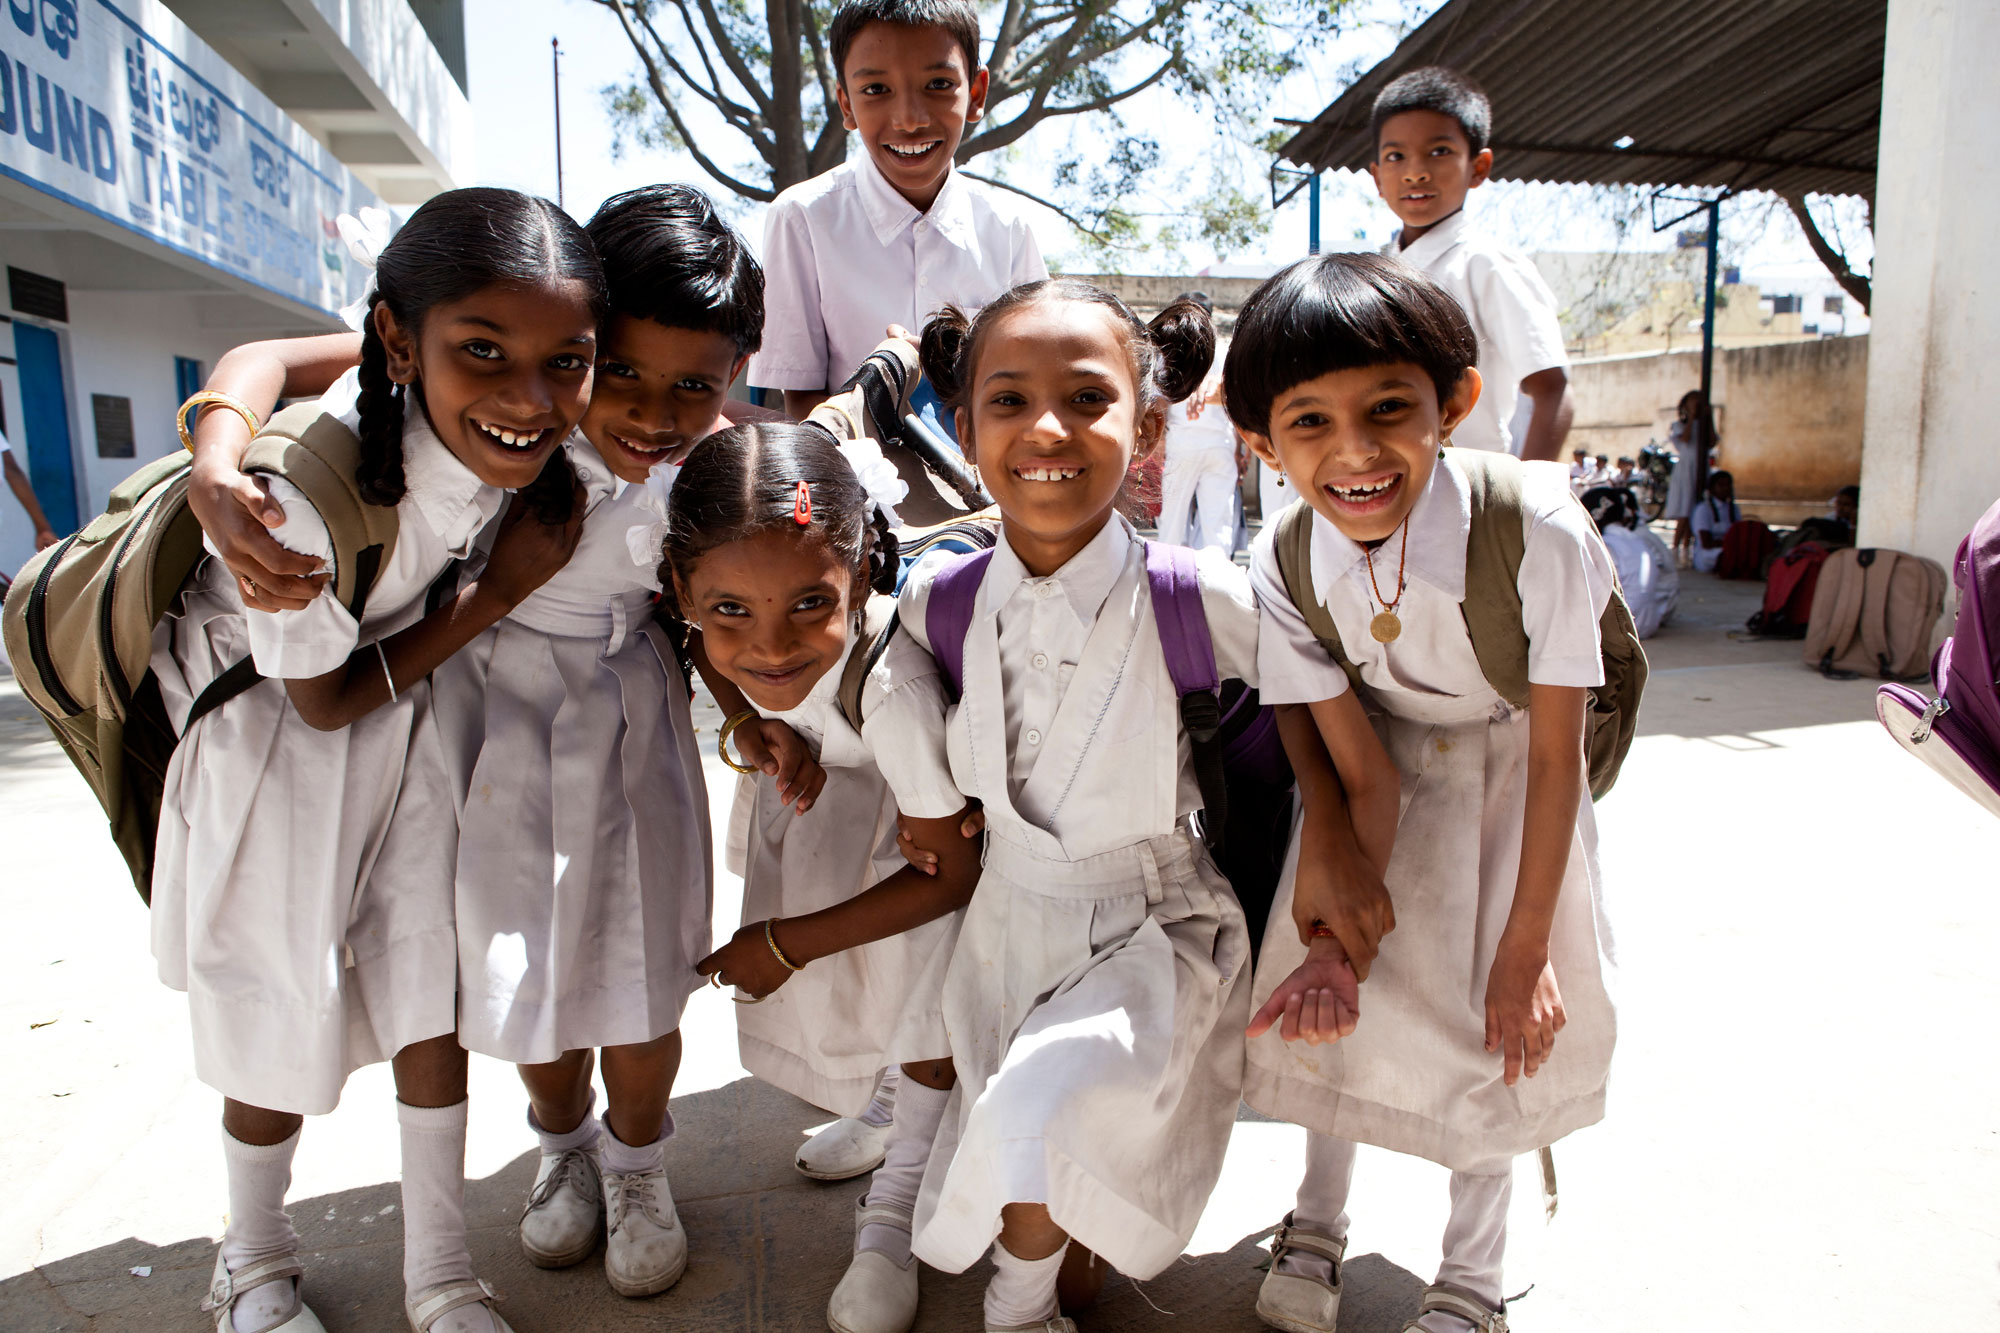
[793,479,813,526]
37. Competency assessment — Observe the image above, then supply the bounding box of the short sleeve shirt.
[1251,453,1614,706]
[1394,209,1569,456]
[750,156,1047,392]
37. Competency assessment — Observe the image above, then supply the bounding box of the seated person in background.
[1583,485,1677,638]
[1569,446,1592,492]
[1611,455,1637,487]
[1780,484,1860,557]
[1689,469,1740,573]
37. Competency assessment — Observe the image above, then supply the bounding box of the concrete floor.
[1,569,1995,1331]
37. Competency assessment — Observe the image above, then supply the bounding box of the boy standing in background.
[1371,66,1574,462]
[751,0,1046,522]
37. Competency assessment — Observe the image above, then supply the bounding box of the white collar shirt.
[750,155,1048,392]
[1251,454,1614,709]
[1393,209,1569,456]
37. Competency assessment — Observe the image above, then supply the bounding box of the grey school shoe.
[1254,1213,1346,1333]
[826,1197,919,1333]
[405,1278,514,1333]
[1399,1283,1509,1332]
[603,1166,688,1297]
[200,1249,328,1333]
[796,1116,892,1181]
[519,1143,603,1268]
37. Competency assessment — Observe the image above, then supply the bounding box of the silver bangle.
[375,641,397,703]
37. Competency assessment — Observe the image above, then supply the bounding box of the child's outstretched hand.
[1246,942,1360,1045]
[897,802,983,874]
[1484,940,1566,1086]
[732,719,826,813]
[696,920,797,1000]
[479,479,586,609]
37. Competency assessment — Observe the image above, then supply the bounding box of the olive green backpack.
[1,403,399,899]
[1272,448,1647,799]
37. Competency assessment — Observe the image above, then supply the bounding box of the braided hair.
[355,187,609,518]
[662,423,900,624]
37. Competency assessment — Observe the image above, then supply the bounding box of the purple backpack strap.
[1143,540,1220,697]
[923,547,994,701]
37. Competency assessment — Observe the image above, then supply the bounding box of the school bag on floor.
[921,540,1294,950]
[1746,540,1832,638]
[1876,499,2000,819]
[1801,546,1946,681]
[1,403,398,899]
[1715,518,1776,580]
[1272,449,1648,801]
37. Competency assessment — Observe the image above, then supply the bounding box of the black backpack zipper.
[24,530,84,716]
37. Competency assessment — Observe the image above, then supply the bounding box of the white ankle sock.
[858,1076,950,1264]
[982,1238,1066,1329]
[858,1066,900,1127]
[220,1127,302,1333]
[1277,1132,1357,1285]
[599,1111,669,1176]
[527,1090,599,1158]
[398,1100,496,1333]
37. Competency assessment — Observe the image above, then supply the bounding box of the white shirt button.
[1025,728,1042,746]
[918,273,929,287]
[576,467,593,483]
[1032,652,1049,670]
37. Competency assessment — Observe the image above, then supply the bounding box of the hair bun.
[918,305,974,405]
[1147,298,1217,404]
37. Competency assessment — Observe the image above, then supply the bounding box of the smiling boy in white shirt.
[1372,67,1573,463]
[750,0,1046,522]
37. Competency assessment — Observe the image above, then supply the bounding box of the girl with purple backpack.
[892,280,1274,1332]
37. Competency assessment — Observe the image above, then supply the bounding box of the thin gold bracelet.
[177,390,263,454]
[717,709,760,774]
[766,917,804,972]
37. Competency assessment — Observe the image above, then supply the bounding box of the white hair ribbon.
[624,460,679,568]
[835,436,908,530]
[335,206,395,334]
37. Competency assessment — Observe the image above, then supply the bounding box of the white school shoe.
[602,1167,688,1297]
[405,1278,515,1333]
[796,1116,891,1181]
[518,1144,603,1268]
[826,1197,919,1333]
[1399,1284,1509,1333]
[1255,1213,1347,1333]
[200,1249,328,1333]
[984,1321,1078,1333]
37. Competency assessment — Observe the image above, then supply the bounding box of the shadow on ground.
[0,1078,1430,1331]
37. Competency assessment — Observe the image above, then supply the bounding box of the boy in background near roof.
[1371,66,1574,463]
[749,0,1046,524]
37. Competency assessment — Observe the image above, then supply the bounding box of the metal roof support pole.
[1696,196,1719,500]
[1309,174,1321,256]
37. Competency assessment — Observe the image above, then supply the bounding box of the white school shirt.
[1251,453,1614,706]
[909,515,1258,820]
[750,155,1047,392]
[758,622,965,820]
[1165,374,1238,458]
[228,374,503,679]
[502,434,663,651]
[1393,209,1568,456]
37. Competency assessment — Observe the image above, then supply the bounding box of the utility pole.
[552,37,564,209]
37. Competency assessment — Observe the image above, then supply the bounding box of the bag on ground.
[1802,546,1946,681]
[1747,540,1832,638]
[1876,499,2000,819]
[1715,518,1776,580]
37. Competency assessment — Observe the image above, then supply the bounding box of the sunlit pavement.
[2,569,1993,1330]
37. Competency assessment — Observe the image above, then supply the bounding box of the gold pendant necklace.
[1364,517,1411,643]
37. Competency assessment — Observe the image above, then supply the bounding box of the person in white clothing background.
[749,0,1045,523]
[1373,67,1573,462]
[1157,292,1244,555]
[1,429,59,560]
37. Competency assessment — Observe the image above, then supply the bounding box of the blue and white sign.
[0,0,375,317]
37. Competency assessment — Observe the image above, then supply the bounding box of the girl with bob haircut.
[1227,252,1620,1333]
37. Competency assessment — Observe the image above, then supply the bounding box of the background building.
[0,0,467,578]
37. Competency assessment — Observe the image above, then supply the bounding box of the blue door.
[14,322,77,535]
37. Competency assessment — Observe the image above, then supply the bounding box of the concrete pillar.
[1858,0,2000,569]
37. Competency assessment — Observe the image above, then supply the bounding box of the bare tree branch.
[690,0,777,116]
[963,56,1179,159]
[594,0,776,198]
[960,169,1108,237]
[1782,191,1871,313]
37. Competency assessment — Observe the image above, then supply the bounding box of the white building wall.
[1859,0,2000,570]
[286,0,472,187]
[0,281,258,578]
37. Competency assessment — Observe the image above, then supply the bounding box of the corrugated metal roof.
[1281,0,1883,198]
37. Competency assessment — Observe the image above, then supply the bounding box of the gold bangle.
[766,917,804,972]
[717,709,760,774]
[177,390,263,454]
